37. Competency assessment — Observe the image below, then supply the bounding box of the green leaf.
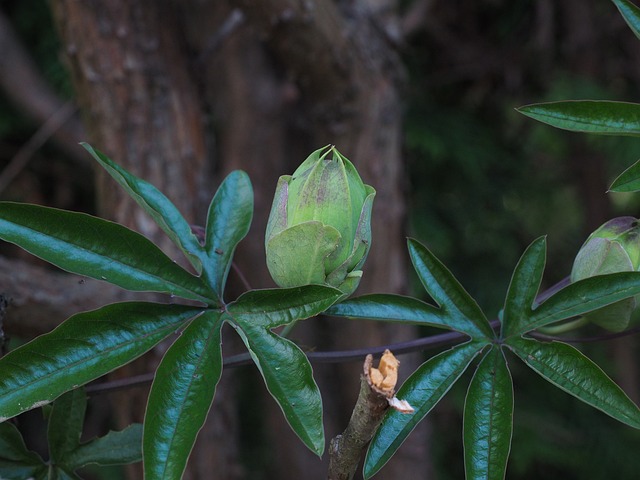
[0,302,202,421]
[408,238,493,339]
[48,388,86,463]
[81,143,205,272]
[508,337,640,428]
[327,293,448,327]
[517,101,640,136]
[501,237,546,338]
[226,285,342,456]
[202,170,253,300]
[0,422,46,479]
[463,346,513,480]
[230,321,324,456]
[65,424,142,468]
[364,342,483,479]
[0,203,214,304]
[609,158,640,192]
[612,0,640,40]
[229,286,343,329]
[144,311,224,480]
[516,272,640,335]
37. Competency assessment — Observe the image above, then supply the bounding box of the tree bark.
[44,0,428,478]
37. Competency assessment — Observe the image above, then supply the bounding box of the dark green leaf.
[517,101,640,136]
[517,272,640,335]
[48,388,86,463]
[0,203,214,303]
[144,311,224,480]
[501,237,546,338]
[228,285,342,329]
[612,0,640,40]
[463,346,513,480]
[81,144,205,272]
[364,342,483,479]
[66,424,142,468]
[0,422,45,479]
[609,158,640,192]
[0,302,202,421]
[230,321,324,456]
[508,337,640,428]
[202,170,253,300]
[327,294,450,328]
[226,285,341,456]
[408,238,493,339]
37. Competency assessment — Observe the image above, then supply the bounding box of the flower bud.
[571,216,640,331]
[265,145,375,296]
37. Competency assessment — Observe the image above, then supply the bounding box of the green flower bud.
[571,216,640,332]
[265,145,375,296]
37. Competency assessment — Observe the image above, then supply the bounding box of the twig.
[0,102,78,195]
[327,355,393,479]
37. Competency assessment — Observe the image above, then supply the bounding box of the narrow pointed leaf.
[229,285,342,329]
[81,143,204,272]
[226,285,341,456]
[508,337,640,428]
[202,170,253,300]
[517,272,640,335]
[0,422,45,478]
[66,424,142,468]
[517,101,640,136]
[609,158,640,192]
[0,203,214,303]
[612,0,640,40]
[502,237,547,338]
[0,303,202,421]
[48,388,86,463]
[463,346,513,480]
[364,342,483,479]
[144,311,224,480]
[408,238,493,339]
[230,321,324,455]
[327,293,449,327]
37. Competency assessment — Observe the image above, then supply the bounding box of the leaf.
[408,238,493,339]
[65,424,142,468]
[515,272,640,335]
[501,237,547,338]
[144,311,224,480]
[48,388,86,463]
[364,342,483,479]
[517,101,640,136]
[226,285,342,456]
[609,158,640,192]
[0,422,45,479]
[612,0,640,41]
[229,285,343,329]
[202,170,253,300]
[0,302,202,421]
[508,337,640,428]
[463,346,513,480]
[230,322,325,456]
[81,143,205,272]
[0,202,214,303]
[327,293,448,328]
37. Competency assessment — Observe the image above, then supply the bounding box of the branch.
[0,9,86,163]
[327,351,412,480]
[0,255,122,338]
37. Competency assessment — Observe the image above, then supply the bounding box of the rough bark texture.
[41,0,424,478]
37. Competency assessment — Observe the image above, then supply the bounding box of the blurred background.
[1,0,640,478]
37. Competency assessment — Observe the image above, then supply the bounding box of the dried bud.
[265,145,375,297]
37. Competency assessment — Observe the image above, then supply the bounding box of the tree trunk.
[49,0,430,478]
